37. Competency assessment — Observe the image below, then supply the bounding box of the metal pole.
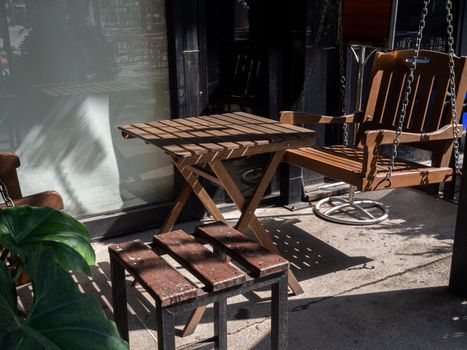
[355,45,366,112]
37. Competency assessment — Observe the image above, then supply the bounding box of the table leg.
[160,181,193,233]
[171,162,229,336]
[235,151,285,233]
[174,162,228,225]
[209,159,304,295]
[181,305,207,337]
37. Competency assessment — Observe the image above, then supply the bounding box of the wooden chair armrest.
[0,153,22,199]
[0,153,20,175]
[361,124,461,147]
[280,111,364,125]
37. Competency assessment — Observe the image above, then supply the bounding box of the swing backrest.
[358,50,467,143]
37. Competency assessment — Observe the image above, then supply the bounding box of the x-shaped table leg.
[160,161,228,234]
[209,153,303,296]
[161,161,228,336]
[162,155,303,337]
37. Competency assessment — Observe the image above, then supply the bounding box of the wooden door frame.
[166,0,209,118]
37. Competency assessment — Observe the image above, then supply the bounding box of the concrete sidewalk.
[87,187,466,349]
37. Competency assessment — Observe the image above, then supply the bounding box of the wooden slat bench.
[108,222,289,350]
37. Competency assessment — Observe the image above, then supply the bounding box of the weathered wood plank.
[108,240,200,307]
[119,113,315,164]
[153,230,247,291]
[195,222,289,277]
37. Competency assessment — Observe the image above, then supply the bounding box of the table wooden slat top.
[119,112,315,166]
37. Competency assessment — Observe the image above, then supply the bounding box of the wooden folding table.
[119,111,315,334]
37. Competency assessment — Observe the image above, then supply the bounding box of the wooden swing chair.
[0,153,63,210]
[280,0,467,224]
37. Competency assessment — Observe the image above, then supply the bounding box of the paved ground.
[86,187,466,349]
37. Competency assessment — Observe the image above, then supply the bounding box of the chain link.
[386,0,431,181]
[0,179,14,207]
[337,0,349,146]
[446,0,462,176]
[314,0,329,47]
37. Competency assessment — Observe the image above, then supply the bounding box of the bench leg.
[110,255,129,342]
[156,307,176,350]
[214,297,228,350]
[271,273,288,350]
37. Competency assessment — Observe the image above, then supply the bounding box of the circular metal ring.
[314,196,389,225]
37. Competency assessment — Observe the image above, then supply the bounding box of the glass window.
[0,0,173,218]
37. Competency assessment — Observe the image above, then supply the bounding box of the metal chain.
[236,0,250,10]
[446,0,462,176]
[0,179,14,207]
[337,0,349,146]
[314,0,329,47]
[386,0,431,181]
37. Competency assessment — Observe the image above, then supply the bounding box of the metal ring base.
[314,196,389,225]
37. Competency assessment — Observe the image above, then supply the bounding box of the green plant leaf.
[0,206,95,275]
[0,262,19,346]
[0,261,16,311]
[0,248,128,350]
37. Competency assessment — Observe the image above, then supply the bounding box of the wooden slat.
[232,112,278,124]
[365,69,383,119]
[403,74,421,130]
[284,144,453,191]
[187,165,222,185]
[257,123,301,138]
[159,119,225,152]
[119,114,315,165]
[183,116,219,127]
[223,113,281,134]
[195,223,289,278]
[108,240,200,307]
[159,119,192,131]
[409,74,435,131]
[225,112,262,124]
[288,147,363,172]
[177,133,314,166]
[286,146,429,173]
[208,114,250,125]
[199,128,243,150]
[178,117,245,150]
[173,118,209,129]
[153,230,247,292]
[200,115,256,148]
[423,76,450,132]
[227,123,277,144]
[118,125,192,157]
[133,123,212,155]
[366,167,453,191]
[372,70,393,124]
[382,70,405,128]
[212,119,264,147]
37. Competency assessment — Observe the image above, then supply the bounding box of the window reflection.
[0,0,173,217]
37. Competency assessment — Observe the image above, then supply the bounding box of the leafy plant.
[0,206,128,349]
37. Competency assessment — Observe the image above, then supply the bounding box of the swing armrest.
[280,111,365,125]
[361,124,462,147]
[0,153,20,175]
[0,153,22,199]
